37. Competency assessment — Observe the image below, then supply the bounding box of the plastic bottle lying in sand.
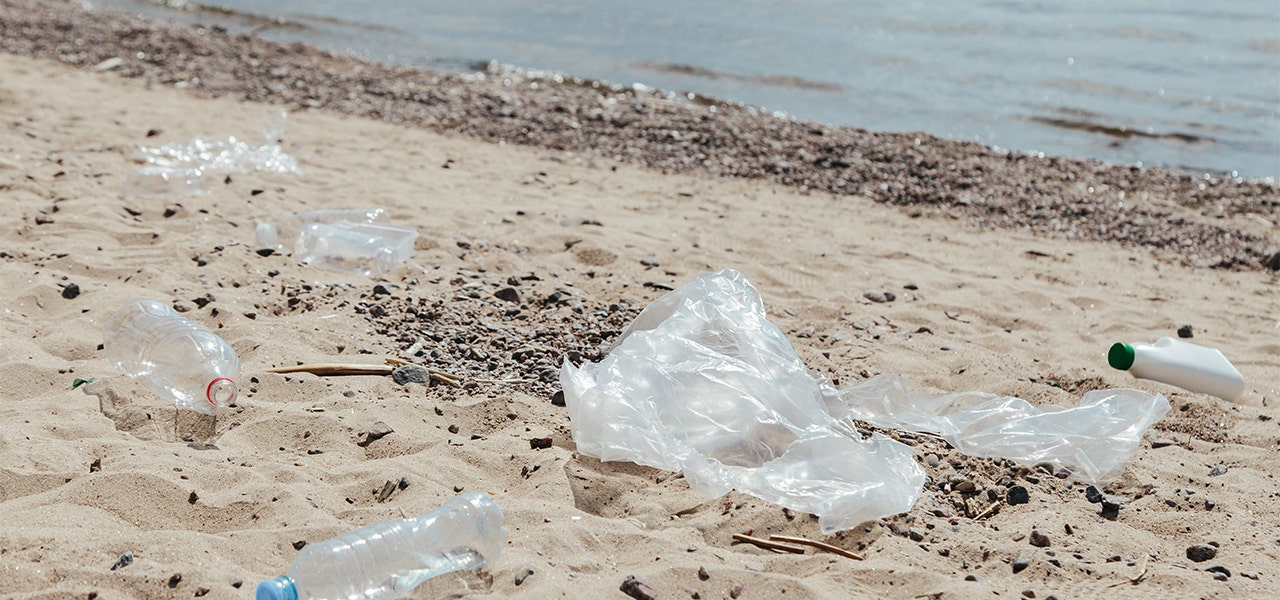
[255,208,390,255]
[1108,337,1244,401]
[295,221,418,278]
[102,299,239,416]
[255,492,506,600]
[124,166,206,196]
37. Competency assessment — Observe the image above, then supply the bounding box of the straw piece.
[266,363,393,376]
[731,533,806,554]
[768,535,865,561]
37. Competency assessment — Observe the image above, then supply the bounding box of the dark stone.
[292,540,306,550]
[1085,485,1103,503]
[1186,544,1218,562]
[698,566,710,581]
[729,585,743,599]
[1267,252,1280,271]
[391,364,431,385]
[188,491,198,505]
[1207,464,1228,477]
[529,437,553,450]
[372,284,393,296]
[965,574,980,582]
[908,528,925,542]
[1100,496,1123,520]
[1029,530,1050,547]
[194,586,211,597]
[256,248,275,257]
[551,390,566,407]
[619,575,657,600]
[1012,552,1032,573]
[1205,565,1231,578]
[168,573,182,588]
[61,283,80,299]
[1177,325,1194,338]
[109,551,134,571]
[1007,485,1030,505]
[231,579,243,588]
[495,287,521,303]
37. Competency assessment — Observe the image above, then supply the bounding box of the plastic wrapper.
[123,166,205,196]
[137,108,301,175]
[561,269,1170,532]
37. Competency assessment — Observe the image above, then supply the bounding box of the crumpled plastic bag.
[137,108,301,176]
[560,269,1170,533]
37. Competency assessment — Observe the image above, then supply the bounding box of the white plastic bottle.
[102,299,240,415]
[1108,337,1245,401]
[295,221,418,278]
[255,208,390,255]
[255,492,507,600]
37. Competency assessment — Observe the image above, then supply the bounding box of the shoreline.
[2,0,1277,272]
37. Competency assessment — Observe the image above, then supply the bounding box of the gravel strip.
[1,0,1276,270]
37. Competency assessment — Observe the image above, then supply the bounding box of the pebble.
[863,290,894,303]
[1177,325,1194,338]
[964,574,981,582]
[1084,485,1103,504]
[1100,496,1123,520]
[168,573,183,588]
[698,566,710,581]
[495,287,521,303]
[1007,485,1030,505]
[1150,439,1177,449]
[391,364,430,385]
[925,454,940,468]
[1012,552,1032,573]
[619,575,658,600]
[1029,530,1050,547]
[61,283,80,299]
[109,551,134,571]
[1207,464,1228,477]
[1186,544,1218,562]
[729,585,743,599]
[231,579,243,588]
[357,421,394,447]
[194,587,210,597]
[1205,565,1231,579]
[551,390,566,407]
[292,540,307,550]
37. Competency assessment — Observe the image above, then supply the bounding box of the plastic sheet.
[137,108,301,175]
[560,269,1170,532]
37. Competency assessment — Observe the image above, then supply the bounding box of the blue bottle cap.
[255,576,298,600]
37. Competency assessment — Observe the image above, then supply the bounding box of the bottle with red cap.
[102,299,240,415]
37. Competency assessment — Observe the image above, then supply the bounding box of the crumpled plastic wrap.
[137,108,301,176]
[560,269,1170,532]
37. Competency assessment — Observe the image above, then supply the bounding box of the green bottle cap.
[1108,342,1135,370]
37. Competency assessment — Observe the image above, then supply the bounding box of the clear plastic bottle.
[256,492,507,600]
[295,221,418,278]
[102,299,240,416]
[255,208,390,255]
[1108,337,1245,401]
[124,166,206,196]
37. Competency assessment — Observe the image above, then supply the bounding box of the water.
[95,0,1280,177]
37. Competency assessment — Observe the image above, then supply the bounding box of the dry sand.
[1,15,1279,600]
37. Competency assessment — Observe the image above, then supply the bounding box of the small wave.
[634,61,844,92]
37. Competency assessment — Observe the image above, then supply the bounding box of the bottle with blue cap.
[256,492,506,600]
[1108,337,1245,401]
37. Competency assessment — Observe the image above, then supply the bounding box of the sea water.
[96,0,1279,177]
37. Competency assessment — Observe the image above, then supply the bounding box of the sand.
[1,12,1279,600]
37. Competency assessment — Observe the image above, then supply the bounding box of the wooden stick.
[266,363,393,376]
[731,533,806,554]
[768,535,865,561]
[266,361,464,387]
[973,500,1001,520]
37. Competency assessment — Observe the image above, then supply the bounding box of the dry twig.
[768,535,865,561]
[731,533,806,554]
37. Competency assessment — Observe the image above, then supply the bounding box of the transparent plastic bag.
[560,269,1170,532]
[137,108,301,175]
[832,375,1169,484]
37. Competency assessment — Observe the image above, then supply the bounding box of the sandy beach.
[1,2,1279,599]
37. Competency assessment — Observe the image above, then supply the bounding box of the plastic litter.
[1108,337,1245,401]
[123,166,205,196]
[102,299,239,416]
[137,108,301,176]
[561,269,1170,532]
[255,208,390,255]
[295,221,418,278]
[255,492,506,600]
